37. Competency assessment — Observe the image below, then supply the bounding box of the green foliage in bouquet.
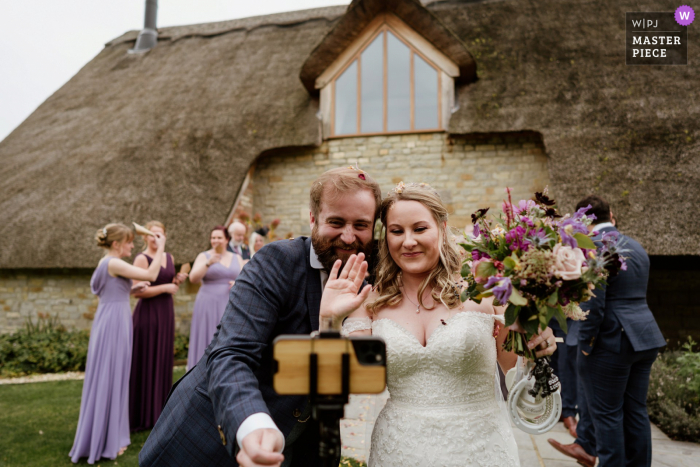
[459,188,627,360]
[648,338,700,442]
[0,314,90,378]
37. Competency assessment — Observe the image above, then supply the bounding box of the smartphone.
[272,335,386,395]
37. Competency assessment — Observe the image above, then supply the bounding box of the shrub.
[174,332,189,361]
[0,315,90,378]
[648,338,700,442]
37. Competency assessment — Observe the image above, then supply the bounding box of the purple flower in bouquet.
[472,223,481,238]
[485,276,513,305]
[527,227,551,248]
[505,225,531,252]
[571,204,594,222]
[515,199,536,215]
[520,216,535,227]
[472,250,490,261]
[558,216,589,249]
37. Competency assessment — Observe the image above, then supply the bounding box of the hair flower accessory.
[102,227,107,236]
[393,181,406,194]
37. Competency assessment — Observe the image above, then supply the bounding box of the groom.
[549,195,665,467]
[139,167,382,467]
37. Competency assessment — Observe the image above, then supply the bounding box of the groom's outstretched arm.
[205,243,294,458]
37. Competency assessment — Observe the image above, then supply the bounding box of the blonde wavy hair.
[366,183,463,314]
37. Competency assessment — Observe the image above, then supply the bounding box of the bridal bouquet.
[459,188,627,396]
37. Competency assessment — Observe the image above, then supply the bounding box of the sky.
[0,0,351,143]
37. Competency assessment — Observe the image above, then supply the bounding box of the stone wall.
[252,132,550,237]
[0,269,198,335]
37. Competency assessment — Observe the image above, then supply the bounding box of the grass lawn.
[0,368,365,467]
[0,368,186,467]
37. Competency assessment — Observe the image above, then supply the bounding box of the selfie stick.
[309,327,350,467]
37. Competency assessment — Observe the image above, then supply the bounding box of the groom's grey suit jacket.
[140,236,322,466]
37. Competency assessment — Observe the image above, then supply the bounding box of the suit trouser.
[574,346,596,456]
[549,318,577,419]
[578,334,659,467]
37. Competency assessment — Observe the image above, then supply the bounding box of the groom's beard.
[311,227,373,273]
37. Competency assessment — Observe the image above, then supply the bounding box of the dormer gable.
[300,0,476,139]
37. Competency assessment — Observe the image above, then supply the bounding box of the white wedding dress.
[344,311,519,467]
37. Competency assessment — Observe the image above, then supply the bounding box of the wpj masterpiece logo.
[626,6,694,65]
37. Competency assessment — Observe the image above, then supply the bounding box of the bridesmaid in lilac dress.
[70,223,165,464]
[129,221,188,432]
[187,225,243,369]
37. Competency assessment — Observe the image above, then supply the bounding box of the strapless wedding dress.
[363,312,519,467]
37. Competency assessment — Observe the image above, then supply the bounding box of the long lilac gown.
[187,252,240,369]
[70,258,132,464]
[129,253,175,432]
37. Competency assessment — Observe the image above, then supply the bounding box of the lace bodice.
[344,312,519,466]
[373,312,502,407]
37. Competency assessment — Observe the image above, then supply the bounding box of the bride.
[320,182,557,466]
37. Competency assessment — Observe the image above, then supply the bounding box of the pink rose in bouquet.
[552,244,585,281]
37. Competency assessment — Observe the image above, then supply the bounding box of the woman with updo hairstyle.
[129,221,188,432]
[70,223,166,464]
[187,225,243,369]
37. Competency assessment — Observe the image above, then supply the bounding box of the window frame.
[326,19,450,138]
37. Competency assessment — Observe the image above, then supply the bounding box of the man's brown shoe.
[547,439,596,467]
[562,416,578,438]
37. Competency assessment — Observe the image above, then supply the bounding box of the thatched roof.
[0,0,697,269]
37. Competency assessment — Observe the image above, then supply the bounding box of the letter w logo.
[632,19,642,27]
[680,12,690,20]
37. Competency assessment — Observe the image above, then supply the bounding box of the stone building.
[0,0,698,344]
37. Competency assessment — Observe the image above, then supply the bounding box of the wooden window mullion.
[357,56,362,134]
[410,51,415,131]
[383,29,388,133]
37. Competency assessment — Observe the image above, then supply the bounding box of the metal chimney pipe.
[130,0,158,53]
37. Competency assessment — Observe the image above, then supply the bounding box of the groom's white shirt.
[593,221,614,230]
[236,242,327,450]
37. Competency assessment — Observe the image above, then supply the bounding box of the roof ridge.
[106,5,347,47]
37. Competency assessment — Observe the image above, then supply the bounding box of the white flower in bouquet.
[563,302,588,320]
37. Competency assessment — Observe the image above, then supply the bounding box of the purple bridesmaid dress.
[187,252,240,369]
[129,253,175,432]
[70,258,132,464]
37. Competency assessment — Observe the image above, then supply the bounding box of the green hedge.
[174,332,189,361]
[0,315,192,378]
[0,315,90,378]
[648,338,700,442]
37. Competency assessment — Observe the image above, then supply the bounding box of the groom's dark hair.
[309,167,382,218]
[576,195,611,223]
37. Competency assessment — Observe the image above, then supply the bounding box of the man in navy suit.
[227,221,251,260]
[549,195,665,467]
[140,167,382,467]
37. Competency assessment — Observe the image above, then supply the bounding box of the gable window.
[331,26,442,137]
